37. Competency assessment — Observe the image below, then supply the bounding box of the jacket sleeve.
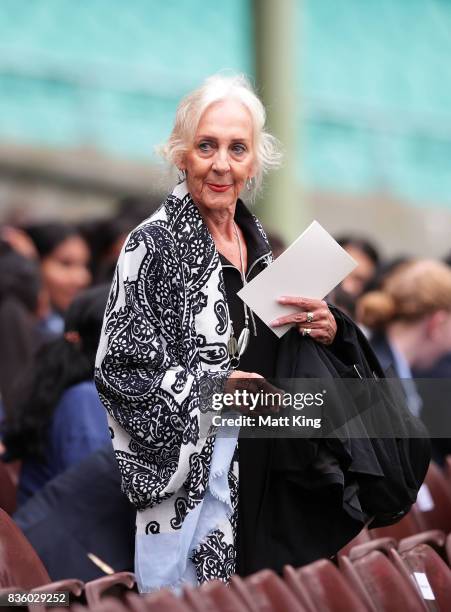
[52,386,111,472]
[95,224,229,510]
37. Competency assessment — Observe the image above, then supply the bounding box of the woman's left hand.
[270,296,337,345]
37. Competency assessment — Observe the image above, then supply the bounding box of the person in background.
[23,222,92,335]
[116,194,161,225]
[356,260,451,461]
[357,259,451,377]
[266,231,286,259]
[0,243,42,419]
[0,225,38,260]
[79,216,137,284]
[79,195,160,285]
[332,235,380,317]
[411,253,451,386]
[2,285,112,505]
[412,253,451,464]
[14,445,135,582]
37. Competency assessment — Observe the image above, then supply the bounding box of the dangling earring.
[178,169,186,183]
[246,176,255,191]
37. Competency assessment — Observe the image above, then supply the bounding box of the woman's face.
[341,246,376,298]
[180,99,256,214]
[41,235,91,312]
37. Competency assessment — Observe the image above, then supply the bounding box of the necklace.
[227,222,250,366]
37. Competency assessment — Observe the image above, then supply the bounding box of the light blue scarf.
[134,428,238,592]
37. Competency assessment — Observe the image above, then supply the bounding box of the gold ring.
[306,311,314,323]
[302,328,312,337]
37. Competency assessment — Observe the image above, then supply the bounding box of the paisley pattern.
[145,521,160,535]
[214,300,228,335]
[95,182,271,587]
[170,496,189,530]
[190,529,236,584]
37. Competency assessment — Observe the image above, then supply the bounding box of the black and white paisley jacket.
[95,181,272,591]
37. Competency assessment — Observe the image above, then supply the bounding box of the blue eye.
[198,141,213,152]
[232,143,247,154]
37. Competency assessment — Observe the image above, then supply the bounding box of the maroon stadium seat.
[443,455,451,485]
[346,537,397,561]
[231,569,305,612]
[0,462,17,515]
[127,590,191,612]
[339,550,428,611]
[398,530,446,557]
[414,463,451,533]
[81,597,129,612]
[0,508,83,596]
[284,559,367,612]
[392,544,451,610]
[187,579,249,611]
[84,572,135,607]
[2,460,21,486]
[446,533,451,566]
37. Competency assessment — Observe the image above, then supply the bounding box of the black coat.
[237,307,430,575]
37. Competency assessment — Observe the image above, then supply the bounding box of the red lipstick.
[207,183,232,193]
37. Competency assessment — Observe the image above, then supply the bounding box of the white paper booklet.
[237,220,358,338]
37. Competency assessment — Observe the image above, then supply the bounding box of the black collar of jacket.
[218,198,271,270]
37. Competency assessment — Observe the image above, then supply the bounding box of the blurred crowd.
[0,196,159,578]
[1,196,451,580]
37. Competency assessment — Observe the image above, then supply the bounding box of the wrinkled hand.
[224,371,283,414]
[270,296,337,345]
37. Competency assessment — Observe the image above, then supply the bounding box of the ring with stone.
[306,311,314,324]
[302,327,312,337]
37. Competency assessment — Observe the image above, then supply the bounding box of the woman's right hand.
[224,370,282,414]
[225,369,262,384]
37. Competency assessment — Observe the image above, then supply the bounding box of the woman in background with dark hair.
[0,242,41,418]
[2,285,112,505]
[333,235,380,317]
[79,216,136,284]
[23,222,92,335]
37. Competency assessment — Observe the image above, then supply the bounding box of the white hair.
[158,73,282,194]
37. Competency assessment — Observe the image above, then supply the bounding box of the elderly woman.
[95,74,338,592]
